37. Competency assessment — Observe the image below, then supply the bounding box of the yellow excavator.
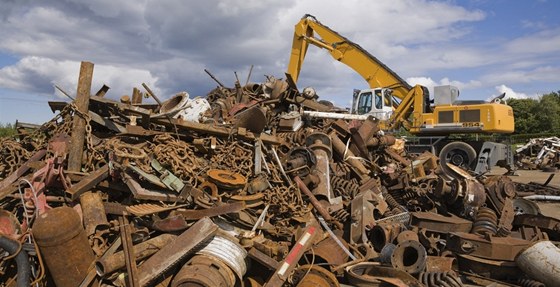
[287,14,516,174]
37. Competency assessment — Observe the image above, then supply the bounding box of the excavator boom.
[288,14,411,99]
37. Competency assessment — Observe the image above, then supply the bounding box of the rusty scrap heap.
[515,137,560,172]
[1,62,560,287]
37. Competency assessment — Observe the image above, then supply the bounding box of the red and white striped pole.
[264,225,318,287]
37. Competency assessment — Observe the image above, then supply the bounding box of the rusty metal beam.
[248,247,280,270]
[119,215,140,287]
[65,165,109,200]
[68,61,94,172]
[137,217,218,286]
[152,117,283,146]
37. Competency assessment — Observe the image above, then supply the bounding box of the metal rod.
[245,65,254,85]
[53,85,75,101]
[317,216,356,260]
[294,176,343,230]
[204,69,225,88]
[252,204,270,233]
[271,148,292,185]
[141,83,163,106]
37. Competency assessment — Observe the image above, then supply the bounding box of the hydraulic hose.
[0,235,31,287]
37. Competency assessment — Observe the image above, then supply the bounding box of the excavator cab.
[352,88,393,120]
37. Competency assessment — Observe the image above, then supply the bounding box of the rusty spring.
[276,128,308,146]
[517,278,545,287]
[418,271,464,287]
[383,191,406,212]
[400,190,420,201]
[331,176,360,198]
[331,208,350,222]
[471,207,498,236]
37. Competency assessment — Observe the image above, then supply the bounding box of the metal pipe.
[80,191,109,237]
[305,132,335,202]
[294,176,337,226]
[390,240,427,275]
[303,110,369,120]
[0,235,30,287]
[523,195,560,201]
[516,240,560,287]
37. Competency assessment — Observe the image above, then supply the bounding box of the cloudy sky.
[1,0,559,124]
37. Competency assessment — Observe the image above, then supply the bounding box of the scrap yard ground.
[491,167,560,218]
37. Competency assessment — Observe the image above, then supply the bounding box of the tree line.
[508,91,560,135]
[0,123,16,138]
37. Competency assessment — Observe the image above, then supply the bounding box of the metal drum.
[32,206,94,287]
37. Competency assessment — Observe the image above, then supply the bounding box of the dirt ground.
[488,167,560,219]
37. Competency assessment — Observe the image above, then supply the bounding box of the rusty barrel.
[32,206,94,287]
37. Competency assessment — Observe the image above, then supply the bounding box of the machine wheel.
[439,142,477,177]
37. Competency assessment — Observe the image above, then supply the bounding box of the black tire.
[439,142,477,176]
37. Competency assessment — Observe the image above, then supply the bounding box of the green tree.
[508,98,538,134]
[0,122,16,138]
[534,92,560,133]
[508,90,560,134]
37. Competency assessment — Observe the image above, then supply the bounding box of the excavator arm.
[287,14,412,100]
[287,14,515,175]
[288,14,513,136]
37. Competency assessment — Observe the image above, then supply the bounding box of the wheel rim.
[447,150,469,167]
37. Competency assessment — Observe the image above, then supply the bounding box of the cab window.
[357,92,372,114]
[374,90,383,109]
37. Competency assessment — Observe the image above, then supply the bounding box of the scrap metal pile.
[1,63,560,287]
[515,137,560,172]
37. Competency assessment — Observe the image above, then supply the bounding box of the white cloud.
[483,66,560,86]
[407,76,482,96]
[0,0,558,123]
[0,56,158,100]
[0,0,490,99]
[505,28,560,55]
[492,84,537,100]
[521,20,547,30]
